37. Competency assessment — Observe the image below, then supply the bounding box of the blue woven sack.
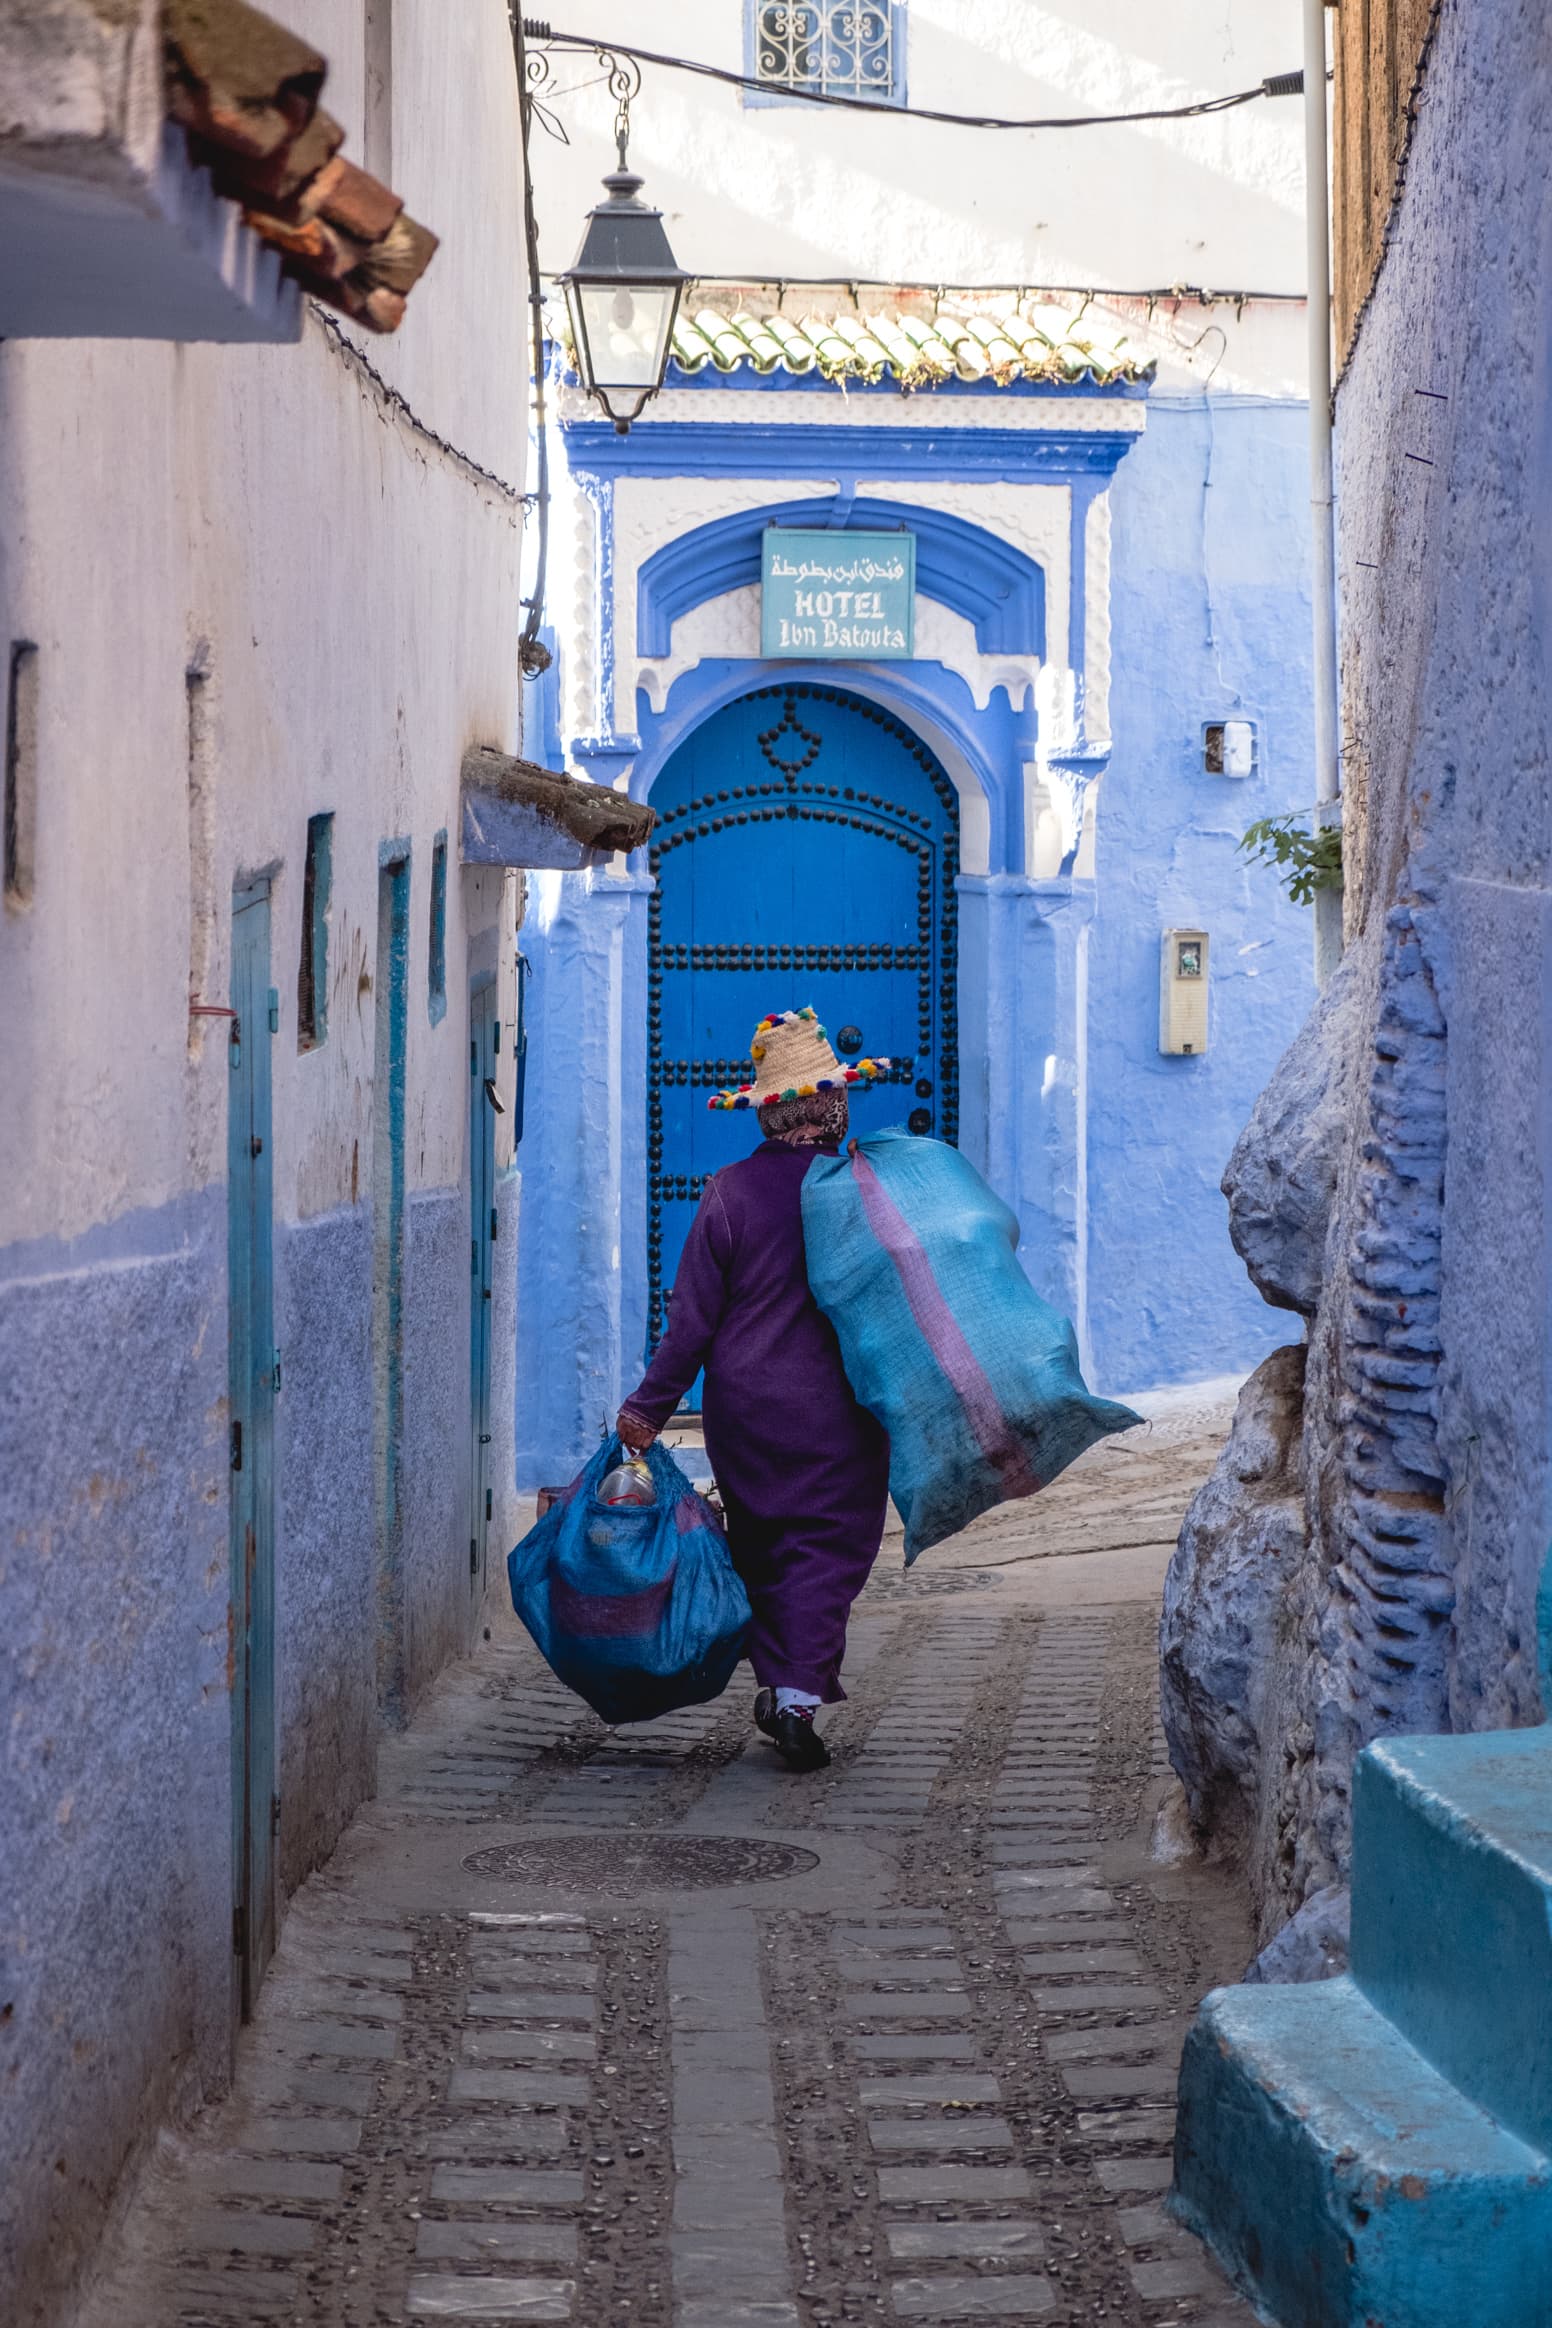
[507,1437,751,1724]
[802,1129,1141,1563]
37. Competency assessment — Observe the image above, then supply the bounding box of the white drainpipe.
[1305,0,1344,984]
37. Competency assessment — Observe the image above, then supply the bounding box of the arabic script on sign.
[766,552,909,586]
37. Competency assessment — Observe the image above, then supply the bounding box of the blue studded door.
[647,683,959,1372]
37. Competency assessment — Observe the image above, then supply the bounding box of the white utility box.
[1160,929,1209,1054]
[1203,720,1257,778]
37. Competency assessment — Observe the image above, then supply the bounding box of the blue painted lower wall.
[402,1188,477,1696]
[514,393,1316,1484]
[275,1204,376,1887]
[0,1196,231,2328]
[0,1177,479,2325]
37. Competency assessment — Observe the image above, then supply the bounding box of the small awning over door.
[460,746,656,870]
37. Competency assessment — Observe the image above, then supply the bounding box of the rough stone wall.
[1288,902,1452,1904]
[1164,0,1552,1933]
[1162,1342,1309,1878]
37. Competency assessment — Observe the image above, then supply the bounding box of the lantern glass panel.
[570,280,677,391]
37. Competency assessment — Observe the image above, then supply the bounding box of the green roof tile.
[665,293,1152,388]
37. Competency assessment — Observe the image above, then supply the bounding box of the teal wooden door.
[373,852,411,1720]
[469,980,498,1596]
[646,682,960,1374]
[227,880,277,2018]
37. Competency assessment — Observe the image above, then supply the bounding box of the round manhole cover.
[461,1833,820,1895]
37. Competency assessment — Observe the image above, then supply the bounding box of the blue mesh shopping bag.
[507,1437,750,1724]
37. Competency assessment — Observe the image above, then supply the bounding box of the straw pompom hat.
[707,1005,892,1112]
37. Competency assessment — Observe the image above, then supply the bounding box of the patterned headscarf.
[758,1088,851,1147]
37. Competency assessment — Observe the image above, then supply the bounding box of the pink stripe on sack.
[550,1564,677,1640]
[850,1149,1041,1499]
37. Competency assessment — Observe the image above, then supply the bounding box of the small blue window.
[427,829,448,1025]
[297,810,333,1051]
[746,1,905,107]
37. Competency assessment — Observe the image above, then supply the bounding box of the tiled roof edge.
[666,294,1156,388]
[164,0,437,334]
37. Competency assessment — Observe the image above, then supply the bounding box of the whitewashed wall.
[528,0,1307,395]
[0,8,530,2323]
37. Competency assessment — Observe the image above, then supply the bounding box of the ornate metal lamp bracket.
[523,34,642,167]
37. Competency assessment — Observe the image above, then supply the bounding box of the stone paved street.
[74,1386,1255,2328]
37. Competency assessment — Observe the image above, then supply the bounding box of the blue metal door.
[227,880,277,2018]
[646,682,959,1368]
[469,979,498,1597]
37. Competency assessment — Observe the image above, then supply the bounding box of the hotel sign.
[760,529,915,659]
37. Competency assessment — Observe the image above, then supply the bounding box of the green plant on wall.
[1239,812,1343,908]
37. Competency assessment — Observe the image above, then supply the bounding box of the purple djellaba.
[618,1008,894,1771]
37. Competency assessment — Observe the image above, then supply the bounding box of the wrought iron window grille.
[752,2,901,103]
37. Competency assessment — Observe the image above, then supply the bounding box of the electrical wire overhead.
[520,22,1303,135]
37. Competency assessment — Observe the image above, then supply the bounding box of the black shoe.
[770,1708,830,1771]
[753,1687,778,1740]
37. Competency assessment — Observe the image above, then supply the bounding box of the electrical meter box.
[1203,720,1257,778]
[1160,929,1209,1054]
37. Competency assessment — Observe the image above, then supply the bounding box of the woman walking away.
[616,1008,893,1771]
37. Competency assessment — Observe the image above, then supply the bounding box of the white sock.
[776,1687,821,1713]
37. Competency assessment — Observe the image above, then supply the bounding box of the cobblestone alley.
[75,1390,1257,2328]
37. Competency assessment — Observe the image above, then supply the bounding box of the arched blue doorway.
[646,682,960,1361]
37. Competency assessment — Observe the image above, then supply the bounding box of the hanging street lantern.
[557,54,688,435]
[559,165,687,433]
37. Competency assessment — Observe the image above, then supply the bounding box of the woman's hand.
[616,1407,658,1453]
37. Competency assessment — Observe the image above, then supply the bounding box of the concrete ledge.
[1352,1728,1552,2150]
[461,745,656,872]
[1172,1978,1552,2328]
[0,121,300,342]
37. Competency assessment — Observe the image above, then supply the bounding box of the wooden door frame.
[372,845,412,1724]
[227,876,277,2023]
[468,975,498,1599]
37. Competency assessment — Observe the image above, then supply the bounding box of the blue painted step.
[1351,1728,1552,2151]
[1173,1976,1552,2328]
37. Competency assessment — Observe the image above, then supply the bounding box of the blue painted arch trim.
[637,494,1046,663]
[626,653,1037,879]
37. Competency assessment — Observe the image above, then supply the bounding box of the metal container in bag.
[596,1457,656,1508]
